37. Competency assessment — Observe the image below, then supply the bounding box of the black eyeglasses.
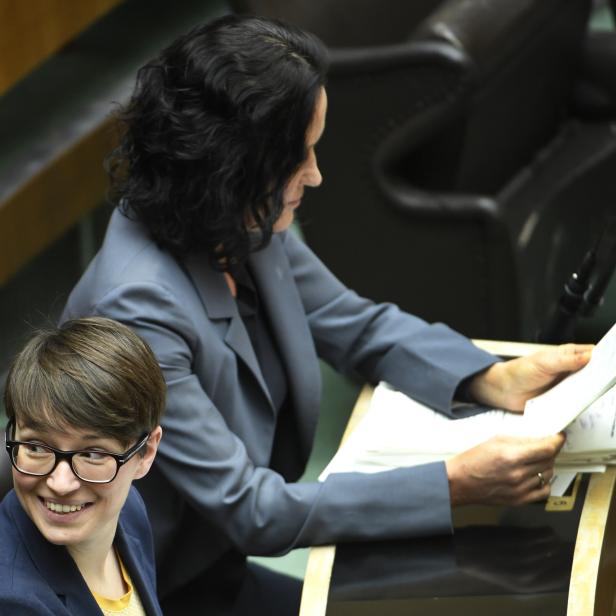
[4,419,149,484]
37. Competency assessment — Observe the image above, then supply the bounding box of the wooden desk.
[299,341,616,616]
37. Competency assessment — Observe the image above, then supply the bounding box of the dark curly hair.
[108,14,328,267]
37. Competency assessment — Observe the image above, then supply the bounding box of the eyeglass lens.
[12,443,118,482]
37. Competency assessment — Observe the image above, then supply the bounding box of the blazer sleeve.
[88,279,455,555]
[280,230,498,415]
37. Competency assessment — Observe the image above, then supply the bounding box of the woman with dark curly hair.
[63,13,591,615]
[108,14,325,268]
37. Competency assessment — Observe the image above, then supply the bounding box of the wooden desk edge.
[299,387,374,616]
[568,468,616,616]
[472,338,553,357]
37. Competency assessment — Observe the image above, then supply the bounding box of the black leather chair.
[0,448,12,500]
[231,0,443,47]
[231,0,616,341]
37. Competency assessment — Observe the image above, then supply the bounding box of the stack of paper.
[321,323,616,497]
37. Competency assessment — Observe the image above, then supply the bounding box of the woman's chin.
[273,207,296,232]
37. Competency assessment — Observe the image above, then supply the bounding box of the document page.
[321,325,616,495]
[319,384,513,476]
[320,384,615,495]
[524,322,616,436]
[561,385,616,462]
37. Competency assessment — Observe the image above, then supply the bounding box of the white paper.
[549,472,577,497]
[524,322,616,436]
[562,385,616,456]
[321,325,616,497]
[320,381,615,497]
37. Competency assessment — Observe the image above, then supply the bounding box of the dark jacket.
[0,488,163,616]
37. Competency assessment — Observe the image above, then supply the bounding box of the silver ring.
[537,472,546,488]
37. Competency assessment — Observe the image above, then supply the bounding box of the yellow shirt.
[91,556,146,616]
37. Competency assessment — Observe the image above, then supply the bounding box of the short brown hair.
[4,317,165,447]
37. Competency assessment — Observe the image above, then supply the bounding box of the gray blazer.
[62,209,496,596]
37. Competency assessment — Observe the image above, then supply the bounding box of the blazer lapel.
[249,235,322,459]
[115,524,162,616]
[182,253,274,409]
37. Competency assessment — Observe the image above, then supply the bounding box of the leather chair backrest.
[230,0,443,47]
[408,0,592,194]
[231,0,592,196]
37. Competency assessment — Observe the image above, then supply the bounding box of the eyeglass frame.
[4,418,150,484]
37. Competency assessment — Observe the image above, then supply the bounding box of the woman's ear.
[134,426,163,480]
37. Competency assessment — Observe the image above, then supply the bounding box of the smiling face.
[274,87,328,233]
[11,422,161,556]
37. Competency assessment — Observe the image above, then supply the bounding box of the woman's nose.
[46,460,81,494]
[304,153,323,188]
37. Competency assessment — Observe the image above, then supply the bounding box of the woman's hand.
[446,433,565,506]
[468,343,594,412]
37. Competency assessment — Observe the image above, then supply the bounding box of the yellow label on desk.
[545,474,581,511]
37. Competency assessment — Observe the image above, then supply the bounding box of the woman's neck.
[68,538,127,599]
[224,271,237,297]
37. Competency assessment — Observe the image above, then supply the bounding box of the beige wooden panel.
[0,116,117,284]
[0,0,123,94]
[473,338,553,357]
[568,468,616,616]
[299,386,374,616]
[299,546,336,616]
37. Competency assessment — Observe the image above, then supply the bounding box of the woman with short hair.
[0,317,165,616]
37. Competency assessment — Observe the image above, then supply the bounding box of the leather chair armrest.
[327,38,473,76]
[379,176,501,222]
[411,0,590,78]
[323,41,490,221]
